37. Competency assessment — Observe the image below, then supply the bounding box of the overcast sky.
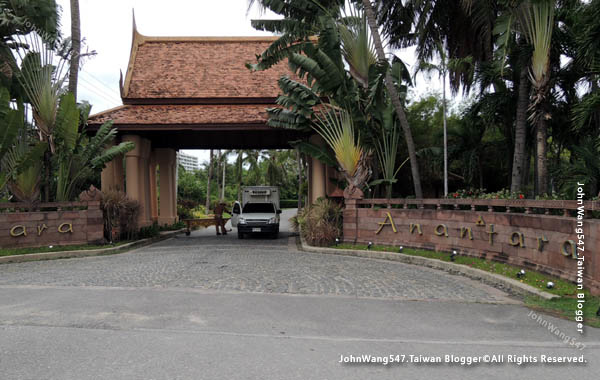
[54,0,442,164]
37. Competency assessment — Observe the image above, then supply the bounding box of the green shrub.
[292,197,342,247]
[159,221,186,231]
[280,199,299,209]
[177,203,194,220]
[138,222,160,239]
[101,190,140,242]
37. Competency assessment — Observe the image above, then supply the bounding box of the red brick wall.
[0,201,104,249]
[343,203,599,295]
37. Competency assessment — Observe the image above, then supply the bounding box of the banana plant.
[0,87,46,193]
[3,138,43,206]
[371,105,409,199]
[54,93,134,201]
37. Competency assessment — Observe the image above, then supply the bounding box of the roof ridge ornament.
[119,69,124,98]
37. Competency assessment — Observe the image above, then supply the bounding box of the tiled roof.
[88,104,271,127]
[122,34,293,100]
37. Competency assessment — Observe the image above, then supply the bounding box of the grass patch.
[0,241,130,257]
[525,295,600,329]
[335,243,600,328]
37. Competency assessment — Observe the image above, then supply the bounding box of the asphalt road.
[0,209,598,379]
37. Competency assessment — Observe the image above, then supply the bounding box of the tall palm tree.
[205,149,213,211]
[362,0,423,198]
[236,150,244,200]
[510,47,532,193]
[416,40,449,197]
[518,0,555,195]
[68,0,80,99]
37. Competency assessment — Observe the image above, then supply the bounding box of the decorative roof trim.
[122,10,146,98]
[88,104,128,120]
[122,97,278,105]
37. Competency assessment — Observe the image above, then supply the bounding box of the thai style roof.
[87,18,307,149]
[89,104,270,128]
[120,34,290,102]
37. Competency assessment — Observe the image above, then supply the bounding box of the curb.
[0,229,185,264]
[298,236,559,300]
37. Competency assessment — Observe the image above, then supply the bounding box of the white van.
[231,186,281,239]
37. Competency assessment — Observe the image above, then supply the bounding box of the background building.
[177,152,199,172]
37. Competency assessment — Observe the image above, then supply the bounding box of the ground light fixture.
[450,250,458,262]
[546,281,555,289]
[398,246,404,253]
[335,238,340,246]
[517,269,526,279]
[367,242,373,250]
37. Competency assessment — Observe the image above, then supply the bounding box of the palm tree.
[53,96,134,201]
[415,40,450,197]
[0,0,59,98]
[236,150,244,200]
[313,105,371,197]
[220,150,228,199]
[518,0,555,195]
[297,148,303,208]
[510,50,532,193]
[205,149,213,211]
[14,32,69,201]
[0,88,46,192]
[68,0,80,99]
[361,0,423,198]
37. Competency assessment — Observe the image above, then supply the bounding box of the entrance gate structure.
[89,23,336,227]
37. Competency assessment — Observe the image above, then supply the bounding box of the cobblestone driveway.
[0,217,511,303]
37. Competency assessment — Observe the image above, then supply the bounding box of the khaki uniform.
[214,203,230,235]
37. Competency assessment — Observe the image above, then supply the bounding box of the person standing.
[214,201,230,235]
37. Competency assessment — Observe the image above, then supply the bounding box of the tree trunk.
[43,146,51,202]
[237,151,243,201]
[442,69,448,197]
[510,64,530,193]
[69,0,81,100]
[362,0,423,199]
[536,117,548,195]
[297,149,303,209]
[221,152,226,199]
[522,145,531,190]
[206,149,213,211]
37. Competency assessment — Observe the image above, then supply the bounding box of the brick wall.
[344,199,599,295]
[0,201,104,249]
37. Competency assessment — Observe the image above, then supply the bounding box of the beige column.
[100,154,124,192]
[123,135,153,227]
[156,148,177,225]
[149,152,158,223]
[308,135,327,204]
[173,157,179,222]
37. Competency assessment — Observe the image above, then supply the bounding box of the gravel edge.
[297,236,559,300]
[0,230,185,264]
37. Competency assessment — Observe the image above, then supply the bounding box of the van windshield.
[243,203,275,213]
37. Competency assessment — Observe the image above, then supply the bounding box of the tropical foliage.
[0,2,133,206]
[244,0,599,200]
[177,149,303,219]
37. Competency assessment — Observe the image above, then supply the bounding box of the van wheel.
[238,231,244,239]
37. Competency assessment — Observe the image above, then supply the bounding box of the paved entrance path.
[0,210,598,379]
